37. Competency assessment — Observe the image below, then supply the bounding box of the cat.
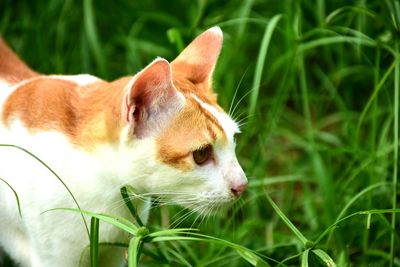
[0,27,248,267]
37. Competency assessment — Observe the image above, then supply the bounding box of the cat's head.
[121,27,247,213]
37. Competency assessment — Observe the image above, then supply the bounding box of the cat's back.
[0,37,102,102]
[1,75,101,131]
[0,37,109,138]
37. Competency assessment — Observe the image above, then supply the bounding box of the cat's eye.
[193,145,213,165]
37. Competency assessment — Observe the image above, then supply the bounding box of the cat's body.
[0,27,247,267]
[0,75,138,266]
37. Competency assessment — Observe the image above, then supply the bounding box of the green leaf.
[248,14,282,117]
[167,28,185,52]
[82,0,106,76]
[390,39,400,267]
[151,232,270,266]
[236,249,270,267]
[301,249,310,267]
[357,56,400,137]
[312,249,337,267]
[335,182,390,221]
[47,208,138,235]
[265,193,311,247]
[128,236,143,267]
[148,228,198,238]
[325,6,377,24]
[120,186,144,227]
[316,209,400,245]
[249,175,313,187]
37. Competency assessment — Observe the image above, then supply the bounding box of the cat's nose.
[230,181,248,197]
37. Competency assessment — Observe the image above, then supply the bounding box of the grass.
[1,0,400,266]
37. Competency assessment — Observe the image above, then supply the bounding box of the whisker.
[228,68,249,117]
[177,205,204,227]
[170,206,200,228]
[169,202,199,225]
[235,113,257,128]
[230,87,256,120]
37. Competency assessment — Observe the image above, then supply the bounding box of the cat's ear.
[172,26,223,85]
[123,58,184,138]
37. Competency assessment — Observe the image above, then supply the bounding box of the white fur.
[0,75,246,267]
[49,74,100,86]
[0,80,11,105]
[0,120,137,267]
[207,26,223,36]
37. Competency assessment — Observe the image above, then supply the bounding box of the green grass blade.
[335,182,391,221]
[359,209,400,215]
[325,6,376,24]
[0,177,22,217]
[236,249,269,267]
[235,0,255,37]
[265,193,311,247]
[316,209,400,245]
[375,213,400,243]
[128,236,142,267]
[249,175,313,187]
[299,36,376,51]
[390,40,399,267]
[151,235,202,242]
[167,28,185,53]
[218,17,269,28]
[47,208,138,235]
[121,186,144,227]
[301,249,310,267]
[163,247,192,267]
[83,0,106,76]
[312,249,337,267]
[0,144,89,237]
[148,228,198,238]
[248,14,282,117]
[90,217,99,267]
[356,57,399,138]
[151,233,271,266]
[277,251,303,267]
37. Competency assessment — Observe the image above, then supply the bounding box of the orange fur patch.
[0,38,39,84]
[2,77,129,150]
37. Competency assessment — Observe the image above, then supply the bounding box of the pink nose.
[231,182,248,197]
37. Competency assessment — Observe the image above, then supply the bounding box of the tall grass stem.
[389,40,399,267]
[248,14,282,118]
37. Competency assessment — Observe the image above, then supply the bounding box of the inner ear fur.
[172,26,223,86]
[124,58,183,138]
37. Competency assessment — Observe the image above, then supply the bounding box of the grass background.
[0,0,399,266]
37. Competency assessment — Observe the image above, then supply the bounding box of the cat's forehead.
[172,73,218,107]
[171,72,239,140]
[189,94,239,143]
[156,84,238,170]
